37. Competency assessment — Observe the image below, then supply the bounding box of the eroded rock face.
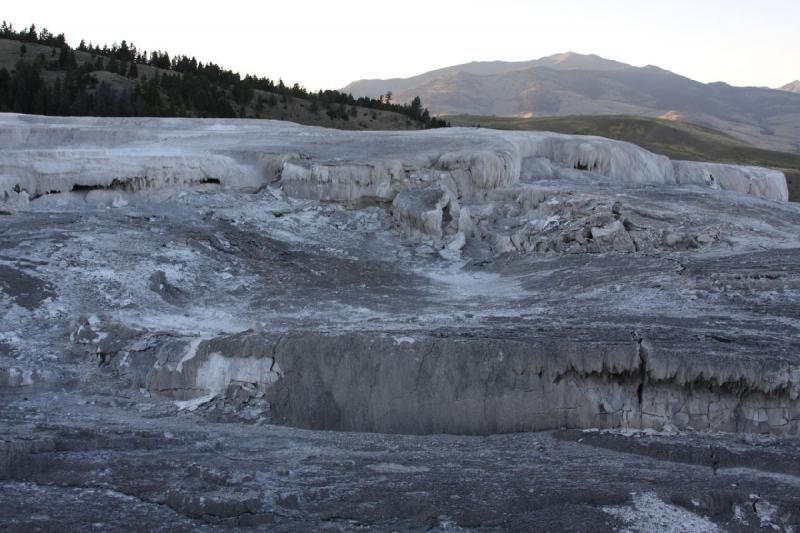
[673,160,789,201]
[142,330,282,401]
[392,186,462,242]
[131,329,799,436]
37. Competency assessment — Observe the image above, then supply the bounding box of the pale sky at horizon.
[4,0,799,92]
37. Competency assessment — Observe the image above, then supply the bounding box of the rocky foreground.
[1,114,799,530]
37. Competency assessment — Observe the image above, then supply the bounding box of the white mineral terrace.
[0,114,788,209]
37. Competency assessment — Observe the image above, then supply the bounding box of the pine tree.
[10,60,43,113]
[58,45,76,69]
[107,56,119,74]
[410,96,421,119]
[0,67,10,110]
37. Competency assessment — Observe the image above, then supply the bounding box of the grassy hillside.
[449,114,800,201]
[0,26,445,130]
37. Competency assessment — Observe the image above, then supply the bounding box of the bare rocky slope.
[344,52,800,154]
[780,80,800,93]
[1,114,799,529]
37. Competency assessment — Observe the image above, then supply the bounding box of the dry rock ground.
[2,391,800,531]
[1,115,800,530]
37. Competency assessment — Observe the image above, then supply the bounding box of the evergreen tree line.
[0,21,449,127]
[0,57,137,117]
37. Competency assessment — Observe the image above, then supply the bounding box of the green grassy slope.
[449,114,800,201]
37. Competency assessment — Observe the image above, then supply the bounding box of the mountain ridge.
[344,53,800,154]
[343,52,630,97]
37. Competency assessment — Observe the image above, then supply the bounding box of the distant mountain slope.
[781,80,800,93]
[344,53,800,153]
[447,114,800,202]
[344,52,628,98]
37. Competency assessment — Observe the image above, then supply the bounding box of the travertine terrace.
[1,114,799,530]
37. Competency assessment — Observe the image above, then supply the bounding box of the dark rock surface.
[2,390,799,531]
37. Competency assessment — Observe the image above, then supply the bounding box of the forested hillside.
[0,22,447,130]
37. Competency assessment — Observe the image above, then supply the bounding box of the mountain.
[344,52,628,98]
[780,80,800,93]
[344,53,800,153]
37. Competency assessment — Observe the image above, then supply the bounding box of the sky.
[4,0,799,91]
